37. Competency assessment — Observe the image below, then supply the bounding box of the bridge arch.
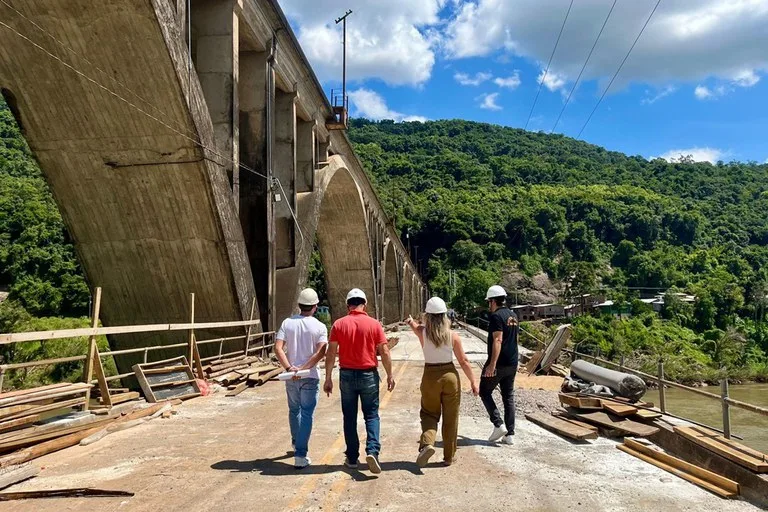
[315,161,376,320]
[381,241,401,324]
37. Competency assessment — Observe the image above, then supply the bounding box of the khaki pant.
[420,363,460,462]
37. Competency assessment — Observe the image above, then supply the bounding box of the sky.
[280,0,768,164]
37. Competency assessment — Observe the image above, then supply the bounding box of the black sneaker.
[343,457,358,469]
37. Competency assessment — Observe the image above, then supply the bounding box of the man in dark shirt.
[480,285,519,445]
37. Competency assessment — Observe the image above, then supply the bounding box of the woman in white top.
[406,297,479,467]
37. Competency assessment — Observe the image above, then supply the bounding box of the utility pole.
[335,10,353,107]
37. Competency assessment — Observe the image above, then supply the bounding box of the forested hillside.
[349,118,768,381]
[3,94,768,383]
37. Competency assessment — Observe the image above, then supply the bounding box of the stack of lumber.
[618,438,740,498]
[201,355,281,397]
[0,383,92,439]
[674,425,768,473]
[0,400,178,468]
[525,392,661,441]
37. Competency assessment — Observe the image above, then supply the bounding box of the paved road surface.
[3,330,759,511]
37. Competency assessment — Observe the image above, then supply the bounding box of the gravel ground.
[460,387,562,419]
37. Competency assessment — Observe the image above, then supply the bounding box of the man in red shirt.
[323,288,395,474]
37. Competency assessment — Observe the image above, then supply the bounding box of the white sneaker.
[488,426,507,442]
[294,456,311,469]
[416,445,435,468]
[366,454,382,474]
[501,435,514,445]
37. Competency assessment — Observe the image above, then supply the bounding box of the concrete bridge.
[0,0,425,367]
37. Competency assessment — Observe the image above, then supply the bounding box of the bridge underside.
[0,0,425,371]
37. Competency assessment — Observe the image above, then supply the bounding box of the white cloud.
[348,89,427,122]
[657,147,723,163]
[494,72,521,89]
[538,70,567,92]
[641,85,677,105]
[281,0,443,86]
[694,85,713,99]
[478,92,502,111]
[443,0,768,92]
[454,71,493,86]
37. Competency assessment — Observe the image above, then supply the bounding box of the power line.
[524,0,574,131]
[577,0,663,139]
[551,0,617,134]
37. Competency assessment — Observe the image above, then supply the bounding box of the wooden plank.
[551,412,598,432]
[234,364,277,377]
[0,404,40,421]
[0,488,134,500]
[207,358,257,374]
[0,418,115,450]
[567,410,659,437]
[248,367,283,386]
[617,444,736,498]
[0,398,86,423]
[602,401,638,417]
[142,366,190,375]
[0,415,40,434]
[624,439,740,495]
[538,324,571,373]
[207,364,249,378]
[0,464,39,490]
[675,426,768,473]
[525,412,597,440]
[106,392,140,405]
[0,384,69,401]
[0,384,90,408]
[148,380,195,389]
[558,393,602,410]
[225,382,248,397]
[635,409,662,420]
[524,350,544,374]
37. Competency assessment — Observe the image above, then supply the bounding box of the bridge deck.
[1,331,757,511]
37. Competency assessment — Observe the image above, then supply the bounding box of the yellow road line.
[286,362,409,511]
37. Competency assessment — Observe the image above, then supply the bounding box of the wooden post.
[721,377,732,439]
[244,298,256,355]
[188,293,204,379]
[83,288,111,410]
[657,360,666,414]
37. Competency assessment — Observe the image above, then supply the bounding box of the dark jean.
[479,364,517,435]
[340,369,381,462]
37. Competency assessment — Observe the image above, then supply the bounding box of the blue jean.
[340,369,381,462]
[285,378,319,458]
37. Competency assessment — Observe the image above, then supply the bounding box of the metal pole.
[721,377,732,439]
[335,10,353,110]
[657,360,667,414]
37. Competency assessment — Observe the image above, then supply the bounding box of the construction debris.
[201,355,280,395]
[564,409,660,437]
[617,438,740,498]
[570,359,646,400]
[674,425,768,473]
[0,487,134,501]
[0,463,39,490]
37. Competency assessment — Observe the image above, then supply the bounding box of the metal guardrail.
[464,322,767,440]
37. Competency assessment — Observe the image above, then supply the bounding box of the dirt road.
[1,330,759,511]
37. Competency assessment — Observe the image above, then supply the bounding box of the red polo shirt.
[329,311,387,369]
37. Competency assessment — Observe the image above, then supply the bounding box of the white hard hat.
[297,288,319,306]
[346,288,367,302]
[485,285,507,300]
[425,297,448,314]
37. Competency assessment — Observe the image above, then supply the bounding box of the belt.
[339,367,377,372]
[425,362,455,367]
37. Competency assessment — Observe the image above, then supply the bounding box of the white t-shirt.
[422,332,454,364]
[276,315,328,379]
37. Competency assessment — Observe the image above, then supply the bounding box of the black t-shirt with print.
[486,307,519,368]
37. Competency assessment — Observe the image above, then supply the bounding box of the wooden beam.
[225,382,248,397]
[525,412,597,440]
[674,426,768,473]
[558,393,602,410]
[566,409,659,437]
[601,401,638,417]
[83,287,102,411]
[0,463,39,490]
[620,439,739,497]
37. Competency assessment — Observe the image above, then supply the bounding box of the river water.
[649,383,768,453]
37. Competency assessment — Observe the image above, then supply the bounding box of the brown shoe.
[417,445,435,467]
[443,458,455,466]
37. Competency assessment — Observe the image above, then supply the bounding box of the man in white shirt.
[274,288,328,469]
